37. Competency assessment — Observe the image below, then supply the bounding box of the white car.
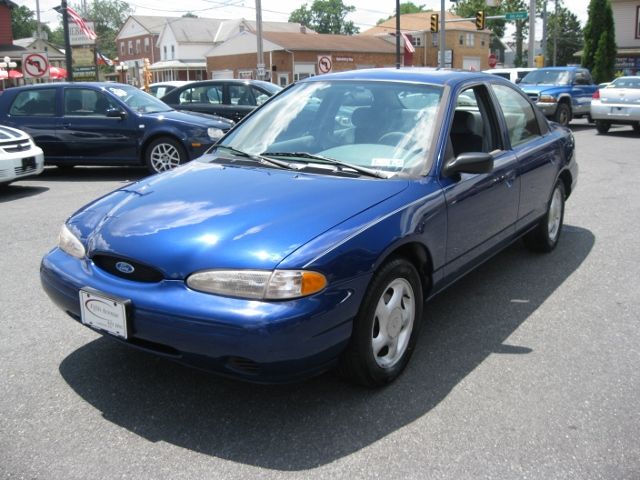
[0,125,45,186]
[483,67,536,84]
[590,76,640,134]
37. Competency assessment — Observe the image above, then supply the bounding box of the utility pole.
[439,0,445,68]
[35,0,43,39]
[395,0,400,68]
[255,0,265,80]
[61,0,73,81]
[527,0,536,67]
[541,1,547,66]
[553,0,558,66]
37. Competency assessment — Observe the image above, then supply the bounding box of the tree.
[582,0,616,82]
[289,0,359,35]
[182,12,198,18]
[545,6,583,66]
[11,5,39,39]
[376,2,427,25]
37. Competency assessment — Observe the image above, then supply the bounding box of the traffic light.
[430,13,439,33]
[475,10,486,30]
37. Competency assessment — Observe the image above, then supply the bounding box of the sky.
[22,0,589,41]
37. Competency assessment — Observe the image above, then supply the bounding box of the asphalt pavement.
[1,120,639,479]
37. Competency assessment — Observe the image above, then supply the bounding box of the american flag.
[66,5,97,40]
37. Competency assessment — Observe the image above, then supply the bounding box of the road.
[1,120,639,479]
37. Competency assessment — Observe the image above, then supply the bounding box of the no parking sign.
[22,53,50,79]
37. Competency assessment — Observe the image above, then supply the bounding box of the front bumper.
[0,148,44,184]
[41,248,365,383]
[535,102,558,117]
[591,102,640,123]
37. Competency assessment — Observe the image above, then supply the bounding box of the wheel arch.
[374,240,434,300]
[558,169,573,199]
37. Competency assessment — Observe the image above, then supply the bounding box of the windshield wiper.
[261,151,389,179]
[213,145,295,170]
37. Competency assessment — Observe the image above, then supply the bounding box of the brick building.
[361,11,492,71]
[611,0,640,74]
[206,31,397,86]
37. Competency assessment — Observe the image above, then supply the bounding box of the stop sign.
[488,53,498,68]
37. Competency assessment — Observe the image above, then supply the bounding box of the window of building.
[144,37,150,52]
[163,46,167,60]
[171,45,175,60]
[135,39,140,54]
[459,34,464,46]
[466,33,475,47]
[120,42,125,55]
[128,40,133,55]
[411,35,422,47]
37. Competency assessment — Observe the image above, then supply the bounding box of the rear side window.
[179,85,222,105]
[9,89,57,116]
[492,84,541,147]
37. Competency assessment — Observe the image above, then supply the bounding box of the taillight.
[592,89,600,99]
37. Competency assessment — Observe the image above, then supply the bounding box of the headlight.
[207,128,224,140]
[186,269,327,300]
[58,223,86,259]
[538,95,557,103]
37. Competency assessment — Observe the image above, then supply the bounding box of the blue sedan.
[40,69,578,386]
[0,82,234,174]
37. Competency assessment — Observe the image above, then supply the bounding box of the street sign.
[317,55,332,74]
[22,53,50,79]
[505,11,528,21]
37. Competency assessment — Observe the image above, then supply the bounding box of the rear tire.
[523,181,565,253]
[145,137,186,174]
[633,123,640,134]
[595,120,611,134]
[338,257,423,387]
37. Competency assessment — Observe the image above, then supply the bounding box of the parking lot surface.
[1,120,639,479]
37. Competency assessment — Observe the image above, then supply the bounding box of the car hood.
[519,84,567,95]
[146,109,234,129]
[70,161,409,278]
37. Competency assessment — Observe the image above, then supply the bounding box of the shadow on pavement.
[59,225,595,471]
[36,166,149,183]
[0,184,49,203]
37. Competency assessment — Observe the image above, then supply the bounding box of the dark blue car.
[0,82,234,174]
[40,69,578,386]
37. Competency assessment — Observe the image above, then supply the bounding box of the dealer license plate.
[79,289,129,339]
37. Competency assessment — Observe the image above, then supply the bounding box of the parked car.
[483,67,536,83]
[160,79,282,122]
[0,124,44,186]
[519,67,597,126]
[0,82,234,174]
[590,76,640,134]
[148,81,192,98]
[40,69,577,387]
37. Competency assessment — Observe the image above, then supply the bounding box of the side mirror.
[515,78,522,84]
[443,152,494,177]
[106,108,127,119]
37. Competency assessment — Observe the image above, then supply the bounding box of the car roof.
[6,82,130,92]
[302,68,493,86]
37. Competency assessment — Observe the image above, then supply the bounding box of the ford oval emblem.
[115,261,135,274]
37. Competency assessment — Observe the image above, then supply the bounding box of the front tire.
[595,120,611,134]
[554,103,571,126]
[523,181,565,253]
[339,257,423,387]
[145,137,186,174]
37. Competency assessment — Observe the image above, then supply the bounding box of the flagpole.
[61,0,73,81]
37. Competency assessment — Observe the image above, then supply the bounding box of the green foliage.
[376,2,428,25]
[582,0,616,79]
[11,5,39,39]
[289,0,359,35]
[182,12,198,18]
[545,6,583,66]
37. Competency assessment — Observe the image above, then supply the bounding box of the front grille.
[14,165,38,176]
[92,254,164,283]
[0,140,31,153]
[527,93,539,102]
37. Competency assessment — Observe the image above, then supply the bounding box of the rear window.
[9,89,57,116]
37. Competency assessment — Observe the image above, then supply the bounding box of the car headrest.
[351,107,372,128]
[451,110,476,135]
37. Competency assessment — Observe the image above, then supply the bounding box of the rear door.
[173,83,225,119]
[4,87,63,159]
[56,87,141,164]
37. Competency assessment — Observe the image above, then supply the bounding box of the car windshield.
[106,85,172,113]
[520,69,571,85]
[609,77,640,89]
[216,80,443,177]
